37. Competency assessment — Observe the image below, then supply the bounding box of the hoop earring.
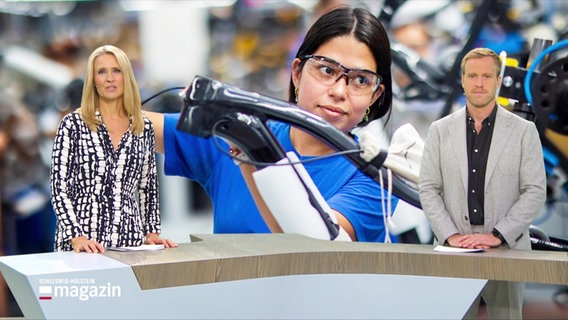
[294,88,299,102]
[363,107,370,122]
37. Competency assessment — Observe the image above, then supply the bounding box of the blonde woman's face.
[93,54,124,102]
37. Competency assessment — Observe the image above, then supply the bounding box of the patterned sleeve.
[140,118,161,235]
[50,113,84,240]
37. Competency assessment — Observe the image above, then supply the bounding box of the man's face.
[461,57,501,110]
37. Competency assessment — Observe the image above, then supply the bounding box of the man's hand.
[446,233,501,249]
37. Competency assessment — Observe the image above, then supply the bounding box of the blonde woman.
[50,45,177,252]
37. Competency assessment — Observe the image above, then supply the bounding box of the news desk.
[0,233,566,319]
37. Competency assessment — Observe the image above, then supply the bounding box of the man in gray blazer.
[419,47,546,319]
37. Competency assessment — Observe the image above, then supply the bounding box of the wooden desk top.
[103,234,568,290]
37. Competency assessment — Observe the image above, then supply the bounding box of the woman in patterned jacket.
[50,45,177,252]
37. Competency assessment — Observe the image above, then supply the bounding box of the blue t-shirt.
[163,113,398,242]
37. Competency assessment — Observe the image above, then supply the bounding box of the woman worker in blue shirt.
[147,6,397,242]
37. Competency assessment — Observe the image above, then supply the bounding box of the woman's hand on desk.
[71,236,106,253]
[145,233,178,248]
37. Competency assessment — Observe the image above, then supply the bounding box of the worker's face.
[93,54,124,102]
[291,35,383,133]
[461,57,501,110]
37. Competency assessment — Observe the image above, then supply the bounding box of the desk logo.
[38,278,121,301]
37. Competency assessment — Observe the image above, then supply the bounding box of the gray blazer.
[418,106,546,250]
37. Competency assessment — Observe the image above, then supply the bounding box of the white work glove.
[252,152,351,241]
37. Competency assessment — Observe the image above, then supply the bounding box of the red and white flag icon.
[39,286,52,300]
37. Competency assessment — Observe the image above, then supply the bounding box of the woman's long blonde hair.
[79,45,144,135]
